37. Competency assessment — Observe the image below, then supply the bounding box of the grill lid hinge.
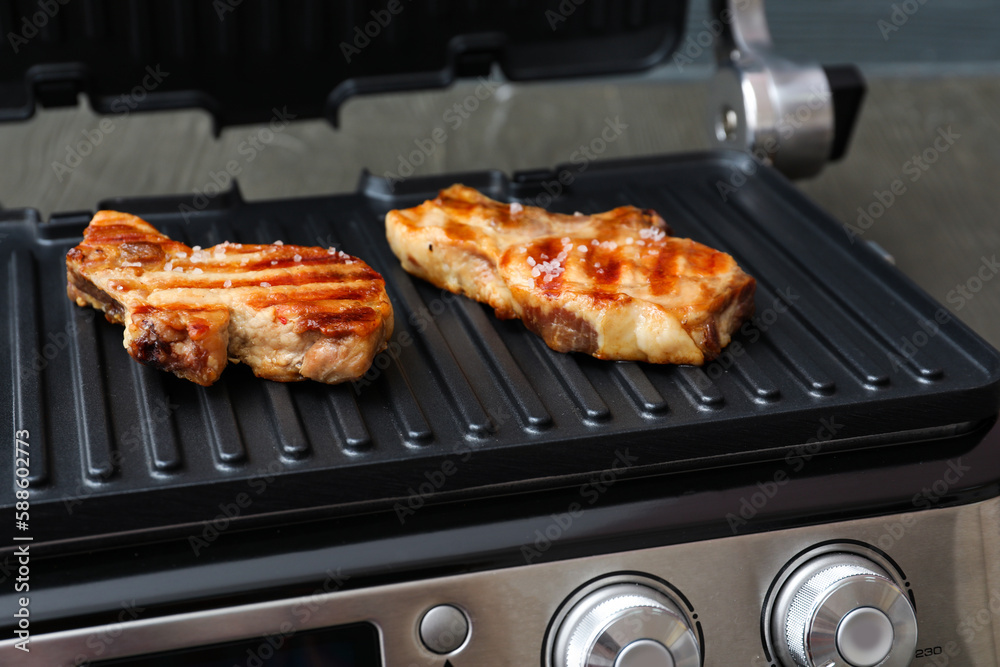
[707,0,866,179]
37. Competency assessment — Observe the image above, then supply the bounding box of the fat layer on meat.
[67,211,394,386]
[386,185,755,365]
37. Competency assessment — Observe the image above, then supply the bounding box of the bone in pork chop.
[67,211,394,386]
[385,185,755,365]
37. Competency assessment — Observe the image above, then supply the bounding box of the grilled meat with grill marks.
[386,185,755,365]
[67,211,394,386]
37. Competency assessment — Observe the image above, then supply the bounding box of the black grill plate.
[3,152,998,545]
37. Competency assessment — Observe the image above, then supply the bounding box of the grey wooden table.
[2,70,998,348]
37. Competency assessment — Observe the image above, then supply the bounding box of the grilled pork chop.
[67,211,394,386]
[386,185,755,365]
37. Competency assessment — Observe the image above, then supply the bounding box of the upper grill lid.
[0,0,687,130]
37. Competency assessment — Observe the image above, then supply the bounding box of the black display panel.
[91,622,381,667]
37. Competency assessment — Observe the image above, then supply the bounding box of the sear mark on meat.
[66,211,394,386]
[385,184,755,365]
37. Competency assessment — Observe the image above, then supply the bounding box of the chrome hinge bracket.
[707,0,864,179]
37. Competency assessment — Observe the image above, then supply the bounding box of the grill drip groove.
[723,191,944,381]
[198,383,245,465]
[657,185,890,388]
[354,212,495,437]
[65,289,115,482]
[263,382,309,460]
[614,362,667,415]
[454,298,553,429]
[130,361,182,472]
[326,389,372,451]
[311,213,433,444]
[675,366,724,407]
[530,335,610,421]
[9,251,48,486]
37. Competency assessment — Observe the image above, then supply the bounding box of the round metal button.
[614,639,675,667]
[836,607,894,667]
[419,604,469,654]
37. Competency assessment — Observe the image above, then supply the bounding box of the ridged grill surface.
[1,155,998,544]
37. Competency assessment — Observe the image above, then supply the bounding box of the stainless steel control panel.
[6,496,999,666]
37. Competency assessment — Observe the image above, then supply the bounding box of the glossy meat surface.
[386,185,755,364]
[67,211,393,385]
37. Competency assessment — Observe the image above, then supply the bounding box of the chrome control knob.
[554,583,700,667]
[771,554,917,667]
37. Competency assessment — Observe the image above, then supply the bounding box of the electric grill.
[2,1,999,666]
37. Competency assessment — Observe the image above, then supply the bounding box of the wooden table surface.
[2,71,998,348]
